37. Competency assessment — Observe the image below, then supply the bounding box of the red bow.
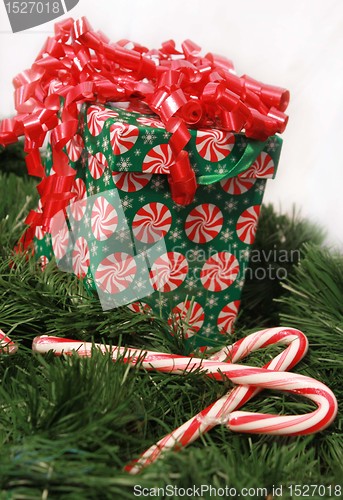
[0,17,289,250]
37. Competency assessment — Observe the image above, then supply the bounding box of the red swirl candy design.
[34,200,44,240]
[236,205,261,244]
[87,105,119,136]
[127,301,152,314]
[136,116,164,129]
[69,178,87,222]
[72,237,90,278]
[51,212,69,260]
[169,300,205,338]
[38,255,49,271]
[66,134,84,162]
[95,252,137,294]
[243,152,275,178]
[88,152,108,180]
[142,144,174,174]
[132,202,172,243]
[217,300,240,334]
[112,172,152,192]
[195,130,235,162]
[150,252,188,292]
[110,122,139,155]
[35,226,44,240]
[200,252,239,291]
[185,204,223,243]
[91,196,118,241]
[220,177,256,195]
[35,227,44,240]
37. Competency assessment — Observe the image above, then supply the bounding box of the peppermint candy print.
[112,172,152,192]
[200,252,239,292]
[220,177,256,195]
[91,196,118,241]
[127,301,152,314]
[35,226,44,240]
[38,255,49,271]
[87,105,119,136]
[142,144,174,174]
[185,204,223,243]
[88,152,108,180]
[132,202,172,243]
[150,252,188,292]
[69,178,87,221]
[217,300,240,334]
[66,134,84,162]
[50,212,69,260]
[169,300,205,338]
[243,152,275,178]
[136,116,164,129]
[34,200,44,240]
[196,129,235,161]
[110,122,139,155]
[95,252,137,294]
[72,237,90,278]
[236,205,261,244]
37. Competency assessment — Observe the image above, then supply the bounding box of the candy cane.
[126,374,336,474]
[32,327,307,380]
[0,330,18,355]
[124,328,336,473]
[32,328,338,474]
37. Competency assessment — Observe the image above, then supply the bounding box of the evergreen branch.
[0,168,342,497]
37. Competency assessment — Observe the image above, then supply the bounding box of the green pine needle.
[238,204,325,328]
[0,166,342,498]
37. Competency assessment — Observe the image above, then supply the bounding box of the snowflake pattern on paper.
[103,170,111,186]
[121,195,133,210]
[267,137,278,152]
[207,295,219,309]
[102,137,110,150]
[224,200,238,212]
[220,228,234,243]
[151,178,164,192]
[118,157,132,171]
[169,228,183,242]
[143,130,157,145]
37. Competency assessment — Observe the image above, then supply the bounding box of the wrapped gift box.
[34,102,282,348]
[0,17,288,349]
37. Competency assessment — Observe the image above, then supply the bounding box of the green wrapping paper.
[34,102,282,349]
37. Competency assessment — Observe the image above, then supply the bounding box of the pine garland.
[0,142,28,178]
[238,204,325,328]
[0,162,342,498]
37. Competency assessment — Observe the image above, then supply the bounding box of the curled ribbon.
[0,17,290,250]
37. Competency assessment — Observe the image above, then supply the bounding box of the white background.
[0,0,342,248]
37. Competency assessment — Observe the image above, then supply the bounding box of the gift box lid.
[76,102,282,182]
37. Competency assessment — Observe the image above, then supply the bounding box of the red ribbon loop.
[168,151,197,206]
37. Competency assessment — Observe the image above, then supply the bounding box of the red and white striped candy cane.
[32,328,337,474]
[32,327,306,379]
[124,327,337,473]
[0,330,18,355]
[127,375,336,474]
